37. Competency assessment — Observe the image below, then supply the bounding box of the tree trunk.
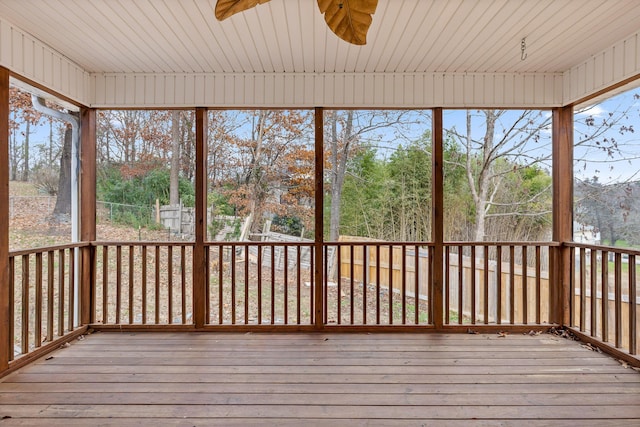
[53,125,72,217]
[169,111,181,206]
[22,120,30,181]
[329,110,353,241]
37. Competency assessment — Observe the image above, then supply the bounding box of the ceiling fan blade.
[215,0,271,21]
[318,0,378,45]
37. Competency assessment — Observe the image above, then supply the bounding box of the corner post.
[314,107,324,329]
[193,108,208,329]
[432,108,444,329]
[552,105,573,325]
[0,67,10,371]
[80,107,96,325]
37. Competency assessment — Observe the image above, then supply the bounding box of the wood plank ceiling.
[1,0,639,76]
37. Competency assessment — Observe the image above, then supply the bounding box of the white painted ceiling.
[1,0,639,75]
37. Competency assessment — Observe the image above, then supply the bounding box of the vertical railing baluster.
[181,246,186,325]
[271,245,275,324]
[257,245,262,325]
[444,247,450,325]
[496,246,502,324]
[483,245,489,325]
[35,252,42,347]
[509,245,515,324]
[414,245,419,325]
[22,254,29,354]
[376,245,381,325]
[296,245,301,325]
[337,245,342,324]
[47,250,54,342]
[284,245,288,325]
[245,244,250,325]
[470,245,476,325]
[155,246,160,324]
[629,254,636,355]
[168,246,173,324]
[457,246,463,325]
[309,246,314,325]
[128,246,134,325]
[401,245,406,325]
[349,245,354,324]
[218,245,224,325]
[363,245,368,325]
[601,251,609,342]
[231,245,236,325]
[102,246,108,324]
[535,246,541,325]
[141,246,147,324]
[579,247,586,331]
[614,252,622,348]
[522,245,528,325]
[389,245,394,325]
[590,249,597,336]
[8,257,14,361]
[58,249,64,336]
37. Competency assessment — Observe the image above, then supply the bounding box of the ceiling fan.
[215,0,378,45]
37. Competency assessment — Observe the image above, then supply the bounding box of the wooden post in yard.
[0,67,10,372]
[80,108,97,325]
[552,105,573,326]
[193,108,208,328]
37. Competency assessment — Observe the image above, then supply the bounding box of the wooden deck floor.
[0,332,639,426]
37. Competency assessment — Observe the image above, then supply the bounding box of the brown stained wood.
[181,246,187,325]
[591,249,597,335]
[337,245,342,324]
[257,245,263,324]
[630,254,637,355]
[21,255,29,355]
[115,246,121,324]
[231,245,236,324]
[57,249,65,337]
[552,106,573,325]
[141,246,147,324]
[536,245,541,324]
[579,247,586,330]
[509,245,515,324]
[362,246,367,324]
[457,248,463,325]
[80,108,97,326]
[522,245,528,324]
[470,245,476,325]
[155,246,160,324]
[483,245,489,324]
[193,108,208,329]
[0,67,9,371]
[401,245,406,324]
[615,252,622,348]
[102,247,108,323]
[496,245,502,324]
[432,108,444,328]
[271,245,275,324]
[389,245,394,324]
[602,250,609,342]
[128,246,134,325]
[1,332,639,423]
[350,245,354,324]
[444,248,450,324]
[414,245,419,325]
[313,107,323,329]
[167,246,173,324]
[245,247,250,325]
[284,246,288,325]
[8,258,14,362]
[35,253,43,348]
[46,251,54,343]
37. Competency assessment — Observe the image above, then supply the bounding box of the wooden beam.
[552,105,573,325]
[193,108,208,329]
[314,107,324,329]
[80,108,96,325]
[0,67,10,372]
[431,108,444,329]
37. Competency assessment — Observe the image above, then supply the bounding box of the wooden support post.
[552,105,573,325]
[80,108,96,325]
[0,67,10,372]
[193,108,208,328]
[432,108,444,329]
[314,107,324,329]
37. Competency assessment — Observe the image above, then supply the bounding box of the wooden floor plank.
[1,332,639,424]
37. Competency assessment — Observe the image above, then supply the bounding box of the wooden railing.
[7,243,87,369]
[8,239,638,372]
[443,243,554,326]
[567,243,638,357]
[325,242,432,326]
[92,242,194,327]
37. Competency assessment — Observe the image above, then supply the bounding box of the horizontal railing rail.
[7,242,88,367]
[566,242,638,359]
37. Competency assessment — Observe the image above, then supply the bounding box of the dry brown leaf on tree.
[318,0,378,45]
[215,0,271,21]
